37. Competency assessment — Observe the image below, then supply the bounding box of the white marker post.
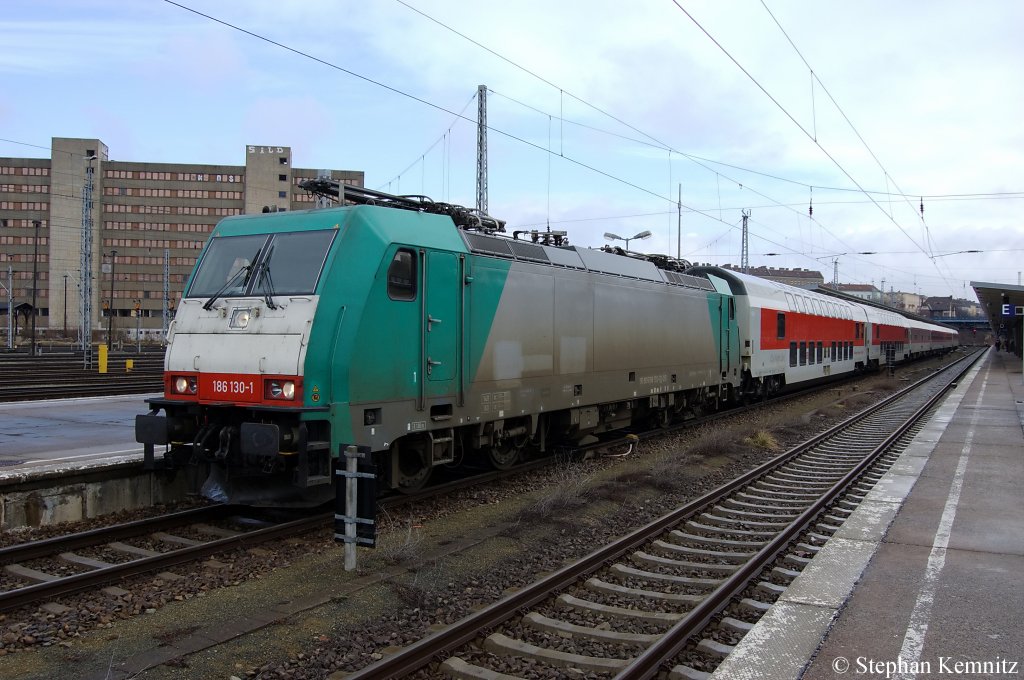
[335,445,375,571]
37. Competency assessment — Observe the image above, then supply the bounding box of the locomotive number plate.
[199,374,260,403]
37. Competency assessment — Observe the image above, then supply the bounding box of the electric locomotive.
[136,182,742,505]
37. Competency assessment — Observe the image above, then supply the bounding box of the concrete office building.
[0,137,363,342]
[719,264,825,290]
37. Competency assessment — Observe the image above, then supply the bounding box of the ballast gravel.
[0,356,963,679]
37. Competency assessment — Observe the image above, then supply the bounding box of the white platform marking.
[893,365,989,680]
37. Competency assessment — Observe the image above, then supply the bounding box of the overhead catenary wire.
[758,0,927,232]
[668,0,956,294]
[389,1,870,257]
[4,5,1008,297]
[158,0,807,254]
[375,90,478,192]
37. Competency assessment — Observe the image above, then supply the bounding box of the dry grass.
[687,427,742,459]
[847,393,878,409]
[512,461,594,525]
[378,521,425,567]
[386,576,432,610]
[592,478,636,504]
[744,430,781,451]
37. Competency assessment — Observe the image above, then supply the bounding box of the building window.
[278,191,287,199]
[278,174,287,182]
[279,157,288,165]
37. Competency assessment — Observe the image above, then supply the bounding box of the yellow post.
[98,344,108,374]
[125,359,134,373]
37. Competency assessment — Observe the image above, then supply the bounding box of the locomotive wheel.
[488,442,520,470]
[396,440,432,493]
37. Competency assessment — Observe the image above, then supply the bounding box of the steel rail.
[615,348,983,678]
[0,505,243,564]
[346,349,981,679]
[0,512,325,613]
[0,456,557,614]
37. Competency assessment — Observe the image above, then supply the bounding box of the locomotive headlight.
[229,307,251,329]
[266,380,296,400]
[172,376,197,395]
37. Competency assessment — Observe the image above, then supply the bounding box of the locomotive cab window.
[387,248,417,301]
[186,228,336,299]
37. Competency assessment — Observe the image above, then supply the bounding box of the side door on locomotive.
[703,272,742,393]
[349,243,465,490]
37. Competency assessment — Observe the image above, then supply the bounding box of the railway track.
[0,352,163,401]
[343,348,983,679]
[0,353,966,619]
[0,457,557,615]
[0,505,323,613]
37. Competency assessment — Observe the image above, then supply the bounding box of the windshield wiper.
[202,264,251,310]
[200,246,262,311]
[256,244,278,310]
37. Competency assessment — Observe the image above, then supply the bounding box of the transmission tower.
[741,209,751,274]
[162,248,170,344]
[4,266,12,350]
[81,157,95,368]
[476,84,487,214]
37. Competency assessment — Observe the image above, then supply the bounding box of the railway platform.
[712,348,1023,679]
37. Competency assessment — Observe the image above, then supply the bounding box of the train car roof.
[686,266,861,315]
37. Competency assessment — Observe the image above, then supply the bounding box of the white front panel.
[166,296,318,375]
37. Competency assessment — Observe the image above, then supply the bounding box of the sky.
[2,0,1022,301]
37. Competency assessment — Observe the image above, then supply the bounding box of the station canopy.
[971,280,1024,335]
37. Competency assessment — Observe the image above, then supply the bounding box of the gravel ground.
[0,353,966,679]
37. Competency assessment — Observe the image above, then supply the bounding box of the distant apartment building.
[827,283,883,304]
[885,291,924,314]
[920,296,983,319]
[1,137,363,340]
[720,264,825,289]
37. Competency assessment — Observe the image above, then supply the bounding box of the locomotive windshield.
[187,229,336,299]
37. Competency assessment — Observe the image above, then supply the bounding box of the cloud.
[4,0,1022,297]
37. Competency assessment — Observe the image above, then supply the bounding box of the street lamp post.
[134,299,141,353]
[604,230,653,251]
[107,249,117,347]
